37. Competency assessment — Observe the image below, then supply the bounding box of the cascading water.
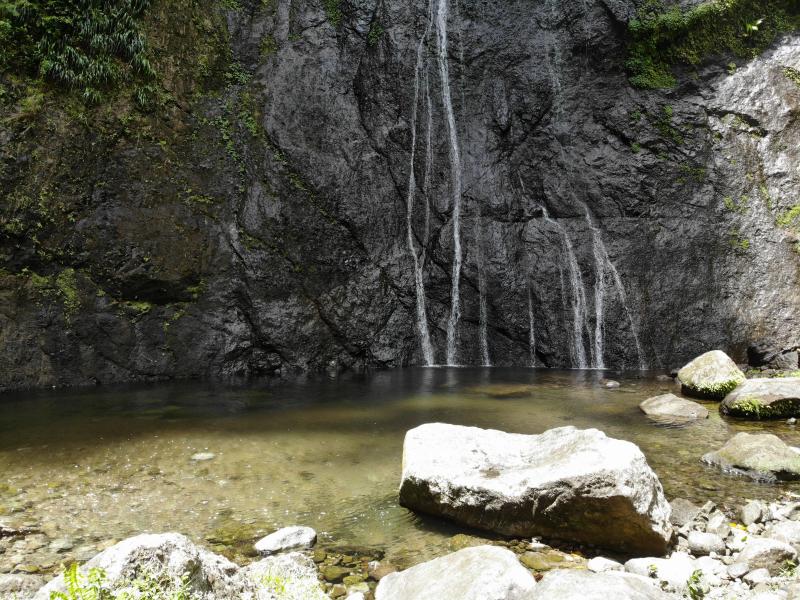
[584,210,647,369]
[404,0,435,366]
[542,4,645,369]
[519,174,590,368]
[436,0,464,367]
[527,285,537,367]
[474,219,491,367]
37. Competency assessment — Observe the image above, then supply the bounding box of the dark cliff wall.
[1,0,799,390]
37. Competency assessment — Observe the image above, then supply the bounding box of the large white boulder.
[677,350,745,399]
[375,545,536,600]
[533,569,673,599]
[399,424,672,555]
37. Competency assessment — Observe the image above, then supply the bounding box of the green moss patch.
[627,0,800,89]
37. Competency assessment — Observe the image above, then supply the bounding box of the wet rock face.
[1,0,800,388]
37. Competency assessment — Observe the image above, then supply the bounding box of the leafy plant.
[687,569,705,600]
[50,563,113,600]
[1,0,155,104]
[626,0,800,89]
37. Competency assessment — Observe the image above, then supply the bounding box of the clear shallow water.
[1,368,799,570]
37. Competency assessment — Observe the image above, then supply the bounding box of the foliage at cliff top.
[627,0,800,89]
[0,0,155,104]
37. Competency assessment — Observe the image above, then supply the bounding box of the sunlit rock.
[398,423,672,555]
[721,378,800,419]
[702,433,800,481]
[375,545,536,600]
[677,351,745,399]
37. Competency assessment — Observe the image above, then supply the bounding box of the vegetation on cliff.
[627,0,800,88]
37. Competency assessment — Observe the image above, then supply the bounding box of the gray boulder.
[533,569,672,599]
[737,537,798,575]
[374,545,536,600]
[254,526,317,555]
[241,552,329,600]
[639,394,709,423]
[766,520,800,546]
[0,574,46,600]
[720,378,800,419]
[702,433,800,481]
[677,351,746,399]
[398,423,672,555]
[34,533,253,600]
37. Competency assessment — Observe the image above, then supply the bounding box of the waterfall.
[589,217,607,369]
[527,285,537,367]
[436,0,464,367]
[404,0,435,366]
[583,209,646,369]
[475,220,491,366]
[542,7,645,370]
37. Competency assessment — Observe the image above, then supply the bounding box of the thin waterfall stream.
[404,0,435,366]
[437,0,464,367]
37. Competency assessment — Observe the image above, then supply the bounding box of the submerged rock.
[374,545,536,600]
[639,393,709,423]
[398,423,672,555]
[702,433,800,481]
[720,378,800,419]
[677,351,745,399]
[534,569,672,599]
[254,526,317,555]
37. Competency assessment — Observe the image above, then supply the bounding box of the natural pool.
[1,368,799,574]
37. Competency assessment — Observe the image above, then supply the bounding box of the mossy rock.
[677,350,745,399]
[721,377,800,419]
[702,432,800,481]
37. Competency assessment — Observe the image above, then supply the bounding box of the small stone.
[600,379,620,389]
[254,526,317,555]
[748,523,765,535]
[728,562,750,579]
[190,452,216,461]
[342,573,366,586]
[789,418,797,425]
[330,583,347,598]
[312,549,328,563]
[344,593,366,600]
[670,498,702,528]
[321,566,351,583]
[48,538,74,553]
[706,512,732,539]
[742,502,765,526]
[587,556,623,573]
[368,560,396,581]
[688,531,726,556]
[744,567,772,585]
